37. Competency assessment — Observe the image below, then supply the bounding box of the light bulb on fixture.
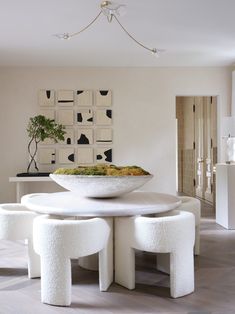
[151,48,158,56]
[53,1,164,56]
[54,33,71,40]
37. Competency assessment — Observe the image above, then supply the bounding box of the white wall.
[0,67,232,202]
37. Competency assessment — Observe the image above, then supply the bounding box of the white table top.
[21,191,181,217]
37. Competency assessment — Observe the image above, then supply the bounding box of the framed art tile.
[60,128,74,145]
[39,109,55,120]
[96,109,112,125]
[57,109,74,126]
[96,148,112,163]
[76,90,93,106]
[96,128,112,144]
[77,129,93,145]
[77,148,93,164]
[58,148,75,164]
[38,90,55,107]
[40,138,55,145]
[38,148,55,164]
[95,90,112,107]
[76,109,93,125]
[57,90,74,106]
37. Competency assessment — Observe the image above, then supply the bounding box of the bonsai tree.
[27,115,65,173]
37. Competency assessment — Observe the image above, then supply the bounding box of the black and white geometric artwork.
[38,88,113,166]
[77,109,93,125]
[38,148,56,164]
[57,90,74,106]
[96,148,112,163]
[96,109,112,125]
[96,129,112,144]
[76,90,93,106]
[38,90,55,107]
[77,129,93,145]
[58,148,75,164]
[61,129,74,145]
[95,90,112,107]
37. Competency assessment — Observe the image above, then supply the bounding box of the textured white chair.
[33,215,113,306]
[0,203,40,278]
[178,196,201,255]
[115,210,195,298]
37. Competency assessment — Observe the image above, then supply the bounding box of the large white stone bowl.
[50,174,153,198]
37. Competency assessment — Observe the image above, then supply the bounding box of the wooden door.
[195,96,204,199]
[204,97,217,203]
[194,96,217,203]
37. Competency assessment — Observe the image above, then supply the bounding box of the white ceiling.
[1,0,235,67]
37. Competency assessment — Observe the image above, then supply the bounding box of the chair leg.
[170,249,194,298]
[27,238,41,279]
[194,226,200,255]
[40,256,71,306]
[99,218,113,291]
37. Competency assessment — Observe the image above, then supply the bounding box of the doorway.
[176,96,217,206]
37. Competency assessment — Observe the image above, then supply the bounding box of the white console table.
[9,177,64,202]
[216,163,235,229]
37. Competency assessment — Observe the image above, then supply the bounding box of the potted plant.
[26,115,65,174]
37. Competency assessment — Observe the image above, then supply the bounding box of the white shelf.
[9,177,52,182]
[9,176,63,202]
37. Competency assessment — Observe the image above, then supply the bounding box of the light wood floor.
[0,203,234,314]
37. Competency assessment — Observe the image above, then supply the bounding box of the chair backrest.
[34,215,111,258]
[130,210,195,253]
[0,203,37,240]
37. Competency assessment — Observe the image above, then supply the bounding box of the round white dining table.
[21,191,181,216]
[21,191,182,276]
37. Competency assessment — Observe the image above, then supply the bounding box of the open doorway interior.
[176,96,217,206]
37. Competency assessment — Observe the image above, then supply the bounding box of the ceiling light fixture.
[54,1,163,56]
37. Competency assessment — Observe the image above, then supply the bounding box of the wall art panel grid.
[38,89,113,168]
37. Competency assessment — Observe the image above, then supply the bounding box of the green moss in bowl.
[53,164,150,176]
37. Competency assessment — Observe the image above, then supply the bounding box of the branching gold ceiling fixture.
[54,1,163,56]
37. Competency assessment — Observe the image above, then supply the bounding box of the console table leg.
[16,182,27,202]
